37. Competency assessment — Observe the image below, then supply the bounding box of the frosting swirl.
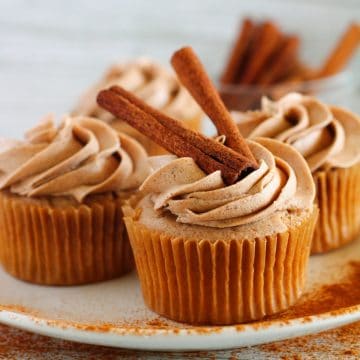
[234,93,360,172]
[140,138,315,228]
[0,115,150,202]
[73,58,202,121]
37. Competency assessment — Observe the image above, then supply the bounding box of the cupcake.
[73,58,203,155]
[97,47,317,325]
[0,115,151,285]
[234,93,360,253]
[124,138,317,325]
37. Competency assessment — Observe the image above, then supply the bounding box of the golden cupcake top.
[73,58,202,121]
[141,137,315,228]
[0,115,151,202]
[234,93,360,172]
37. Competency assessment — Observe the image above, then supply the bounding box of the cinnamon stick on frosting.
[98,47,258,184]
[109,86,251,170]
[98,86,253,185]
[171,46,258,167]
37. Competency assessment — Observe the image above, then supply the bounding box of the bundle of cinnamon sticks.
[220,18,360,110]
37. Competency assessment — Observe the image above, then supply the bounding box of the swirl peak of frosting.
[140,138,315,228]
[0,115,150,202]
[73,58,202,121]
[234,93,360,172]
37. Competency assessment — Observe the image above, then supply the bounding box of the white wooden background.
[0,0,359,139]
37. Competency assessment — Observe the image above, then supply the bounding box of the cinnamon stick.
[171,46,258,168]
[97,87,255,184]
[238,21,282,85]
[319,23,360,77]
[109,86,252,171]
[220,18,255,84]
[257,35,300,85]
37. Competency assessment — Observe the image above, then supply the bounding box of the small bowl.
[218,71,355,112]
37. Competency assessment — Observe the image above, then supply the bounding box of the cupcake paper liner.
[0,191,134,285]
[312,163,360,254]
[111,115,202,156]
[124,207,318,325]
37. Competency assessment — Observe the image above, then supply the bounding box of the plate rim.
[1,304,360,351]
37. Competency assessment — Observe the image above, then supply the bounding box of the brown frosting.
[140,138,315,228]
[0,115,150,202]
[234,93,360,172]
[73,58,202,121]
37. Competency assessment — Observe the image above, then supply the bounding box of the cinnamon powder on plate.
[264,260,360,322]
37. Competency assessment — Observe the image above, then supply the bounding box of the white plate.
[0,237,359,351]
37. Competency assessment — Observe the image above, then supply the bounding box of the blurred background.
[1,0,359,137]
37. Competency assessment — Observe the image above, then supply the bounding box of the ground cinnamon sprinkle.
[0,321,359,358]
[145,318,180,333]
[264,260,360,322]
[0,262,359,357]
[259,321,360,358]
[8,260,357,336]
